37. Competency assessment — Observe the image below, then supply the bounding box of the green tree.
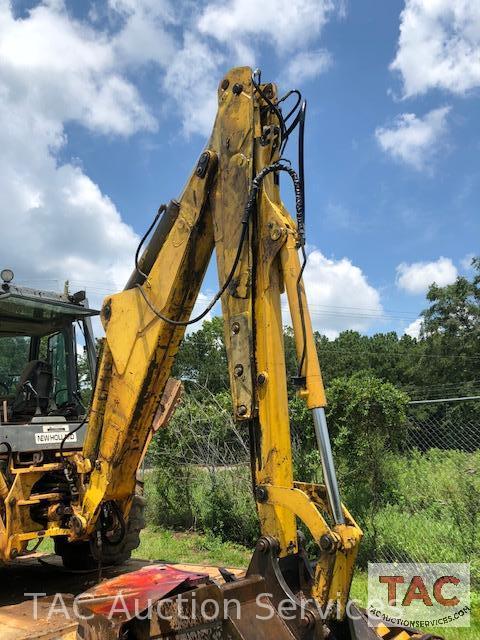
[319,330,370,382]
[421,257,479,380]
[173,317,228,392]
[418,256,480,423]
[422,256,480,344]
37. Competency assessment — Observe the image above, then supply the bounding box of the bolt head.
[237,404,247,417]
[300,611,315,628]
[232,83,243,95]
[270,226,282,241]
[319,533,335,552]
[221,78,230,90]
[255,486,268,502]
[256,538,269,553]
[263,83,274,99]
[234,364,244,377]
[231,321,240,335]
[257,372,267,385]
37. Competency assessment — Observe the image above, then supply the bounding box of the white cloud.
[0,0,341,143]
[404,318,423,339]
[162,32,224,137]
[391,0,480,97]
[375,107,450,171]
[282,49,332,85]
[0,1,163,317]
[108,0,176,68]
[158,1,340,138]
[300,250,383,339]
[0,94,139,299]
[0,2,158,135]
[185,0,339,135]
[197,0,336,57]
[396,257,458,294]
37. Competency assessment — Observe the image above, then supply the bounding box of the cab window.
[0,336,31,396]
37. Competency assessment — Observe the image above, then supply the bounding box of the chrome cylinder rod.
[312,407,345,525]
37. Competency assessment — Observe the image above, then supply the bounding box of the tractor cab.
[0,269,98,433]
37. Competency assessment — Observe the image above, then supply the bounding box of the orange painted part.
[77,564,209,620]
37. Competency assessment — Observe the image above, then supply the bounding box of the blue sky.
[1,0,478,338]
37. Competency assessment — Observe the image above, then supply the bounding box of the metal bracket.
[247,536,324,639]
[195,151,211,178]
[230,314,254,420]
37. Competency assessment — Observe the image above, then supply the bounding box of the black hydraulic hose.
[60,414,87,463]
[136,221,249,326]
[60,413,88,500]
[295,100,308,379]
[277,89,302,122]
[135,162,304,327]
[296,101,306,243]
[251,70,287,144]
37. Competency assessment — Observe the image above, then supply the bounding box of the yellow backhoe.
[0,67,442,640]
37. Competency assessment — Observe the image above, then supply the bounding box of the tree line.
[173,257,480,410]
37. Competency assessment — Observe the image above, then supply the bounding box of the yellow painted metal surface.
[209,67,256,420]
[0,461,73,561]
[78,152,218,522]
[280,230,327,409]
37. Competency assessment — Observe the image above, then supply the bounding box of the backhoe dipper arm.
[75,66,362,620]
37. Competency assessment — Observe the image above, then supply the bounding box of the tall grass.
[145,464,259,547]
[146,448,480,583]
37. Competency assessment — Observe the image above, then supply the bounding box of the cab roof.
[0,284,99,337]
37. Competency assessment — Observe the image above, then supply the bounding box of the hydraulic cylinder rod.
[312,407,345,525]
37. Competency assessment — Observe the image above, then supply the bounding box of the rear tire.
[55,494,146,570]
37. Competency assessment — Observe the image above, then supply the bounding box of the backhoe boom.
[68,67,363,631]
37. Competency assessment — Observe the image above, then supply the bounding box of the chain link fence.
[369,399,479,580]
[406,399,480,453]
[147,391,479,580]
